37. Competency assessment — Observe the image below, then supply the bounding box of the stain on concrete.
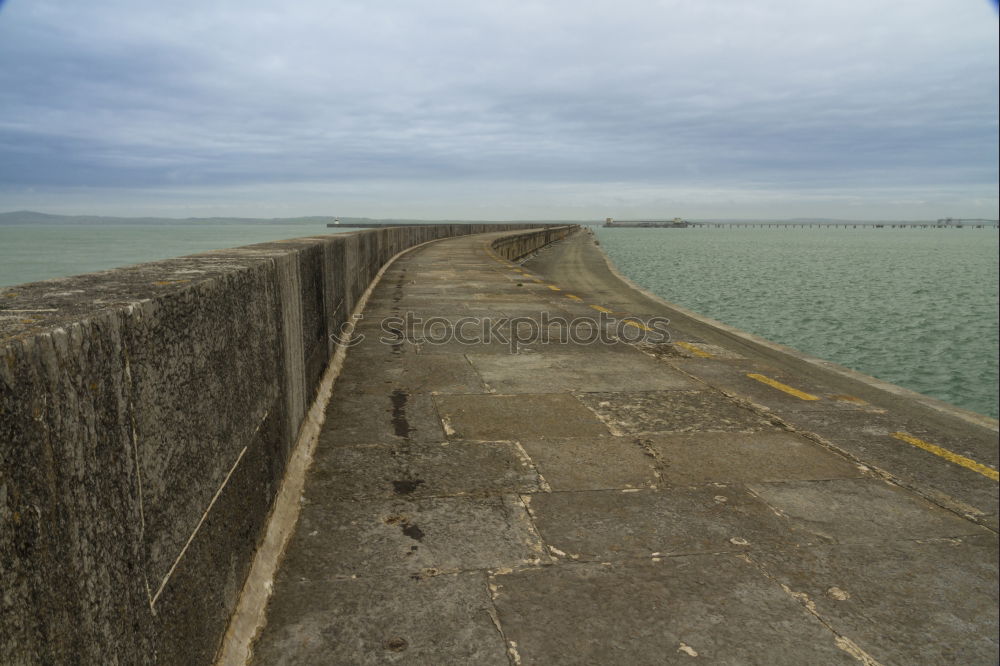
[392,479,426,495]
[390,388,414,438]
[401,523,426,542]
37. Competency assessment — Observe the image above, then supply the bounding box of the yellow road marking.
[590,305,613,314]
[830,394,868,405]
[565,294,583,302]
[624,320,653,332]
[891,432,999,481]
[533,278,544,284]
[547,285,561,291]
[675,341,714,358]
[746,373,820,401]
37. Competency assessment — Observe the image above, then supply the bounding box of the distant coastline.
[0,210,368,226]
[3,210,997,227]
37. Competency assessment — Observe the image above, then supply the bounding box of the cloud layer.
[0,0,997,218]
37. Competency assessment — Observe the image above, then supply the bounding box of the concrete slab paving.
[406,335,643,356]
[307,440,543,499]
[319,391,445,446]
[332,347,405,392]
[518,436,660,491]
[746,478,990,544]
[747,535,999,665]
[282,494,546,580]
[401,334,532,355]
[398,354,489,395]
[490,556,857,665]
[467,351,699,394]
[576,389,780,435]
[252,572,509,666]
[435,393,611,440]
[525,486,807,560]
[646,431,865,485]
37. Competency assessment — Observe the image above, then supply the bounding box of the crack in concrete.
[740,553,885,666]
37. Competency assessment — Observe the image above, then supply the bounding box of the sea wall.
[0,224,575,665]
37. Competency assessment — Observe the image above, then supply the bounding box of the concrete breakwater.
[244,228,998,664]
[0,223,573,664]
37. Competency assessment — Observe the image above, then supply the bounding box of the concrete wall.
[0,224,574,665]
[490,225,575,261]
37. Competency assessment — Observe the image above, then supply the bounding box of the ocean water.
[0,223,351,287]
[595,226,999,419]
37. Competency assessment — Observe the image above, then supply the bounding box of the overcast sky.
[0,0,997,220]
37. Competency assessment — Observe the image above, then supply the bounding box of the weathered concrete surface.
[250,230,998,665]
[0,223,570,664]
[253,572,510,665]
[489,557,858,665]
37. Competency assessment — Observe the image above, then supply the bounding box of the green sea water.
[595,226,1000,419]
[0,223,351,287]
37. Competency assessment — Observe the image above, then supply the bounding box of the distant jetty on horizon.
[602,216,999,229]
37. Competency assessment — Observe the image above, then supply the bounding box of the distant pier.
[602,218,999,229]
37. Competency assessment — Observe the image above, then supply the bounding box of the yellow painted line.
[891,432,999,481]
[532,278,544,284]
[624,320,653,332]
[565,294,583,302]
[746,373,820,401]
[590,305,613,314]
[675,341,713,358]
[547,285,561,291]
[830,394,868,405]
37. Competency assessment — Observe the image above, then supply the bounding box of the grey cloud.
[0,0,996,217]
